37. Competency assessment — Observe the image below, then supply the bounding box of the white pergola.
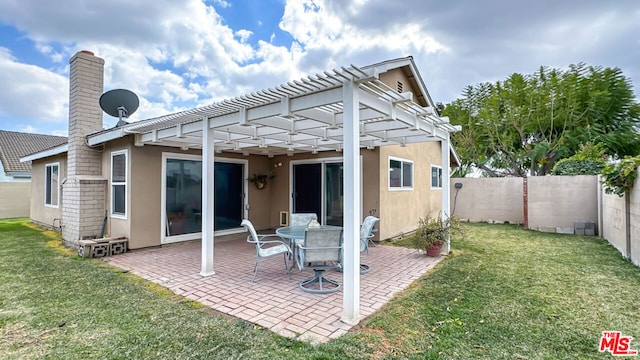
[88,58,460,325]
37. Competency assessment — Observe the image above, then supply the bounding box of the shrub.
[601,155,640,196]
[550,159,605,175]
[411,214,463,251]
[551,142,606,175]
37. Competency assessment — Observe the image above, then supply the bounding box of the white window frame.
[388,156,414,191]
[44,162,60,208]
[431,165,443,189]
[161,153,249,245]
[110,150,128,219]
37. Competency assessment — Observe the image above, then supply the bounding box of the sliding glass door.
[292,163,322,220]
[292,159,355,226]
[162,153,247,244]
[324,162,343,226]
[165,157,202,237]
[214,162,244,230]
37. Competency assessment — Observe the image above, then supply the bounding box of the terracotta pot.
[426,243,443,257]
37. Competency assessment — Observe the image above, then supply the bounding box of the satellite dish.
[99,89,139,125]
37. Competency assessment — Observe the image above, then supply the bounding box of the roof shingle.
[0,130,67,174]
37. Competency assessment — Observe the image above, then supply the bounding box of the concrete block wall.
[449,177,523,224]
[449,173,640,269]
[602,192,627,255]
[602,168,640,267]
[527,175,598,232]
[449,175,599,234]
[0,182,31,219]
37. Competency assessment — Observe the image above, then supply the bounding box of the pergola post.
[441,134,451,254]
[341,79,361,325]
[201,116,215,276]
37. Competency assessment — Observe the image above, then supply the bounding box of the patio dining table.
[276,225,343,275]
[276,225,342,248]
[277,225,342,263]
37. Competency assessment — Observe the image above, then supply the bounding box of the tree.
[444,63,640,177]
[550,142,606,175]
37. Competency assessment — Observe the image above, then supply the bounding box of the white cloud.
[51,129,68,137]
[0,47,68,123]
[20,125,37,133]
[0,0,638,137]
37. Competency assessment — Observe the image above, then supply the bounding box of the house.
[0,130,67,181]
[21,50,460,324]
[0,130,66,219]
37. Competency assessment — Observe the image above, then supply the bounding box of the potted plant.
[412,214,462,257]
[248,172,276,189]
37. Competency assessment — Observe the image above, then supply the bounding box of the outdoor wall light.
[274,162,283,167]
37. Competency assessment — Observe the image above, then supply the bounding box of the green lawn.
[1,218,639,359]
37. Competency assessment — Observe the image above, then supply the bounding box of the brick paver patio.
[105,236,442,343]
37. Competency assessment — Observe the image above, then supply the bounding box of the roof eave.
[20,144,69,162]
[87,128,127,146]
[6,171,31,178]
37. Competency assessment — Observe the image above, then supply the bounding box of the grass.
[1,218,640,359]
[0,218,365,359]
[364,222,640,359]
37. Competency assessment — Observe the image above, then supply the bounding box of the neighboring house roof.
[0,130,67,176]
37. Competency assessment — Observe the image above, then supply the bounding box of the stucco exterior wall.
[102,137,274,249]
[0,182,31,219]
[361,149,380,239]
[102,138,131,243]
[378,142,443,240]
[528,175,598,230]
[29,155,66,228]
[448,177,523,224]
[379,67,429,107]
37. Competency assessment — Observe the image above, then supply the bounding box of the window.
[389,157,413,190]
[431,165,443,189]
[111,150,127,217]
[45,163,59,207]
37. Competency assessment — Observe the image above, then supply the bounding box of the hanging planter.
[248,172,276,190]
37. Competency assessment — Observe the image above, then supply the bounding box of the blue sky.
[0,0,638,136]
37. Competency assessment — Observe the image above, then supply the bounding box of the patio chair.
[241,219,292,282]
[289,213,318,227]
[295,227,343,294]
[359,216,379,274]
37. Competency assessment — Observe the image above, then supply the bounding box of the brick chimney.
[62,51,108,246]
